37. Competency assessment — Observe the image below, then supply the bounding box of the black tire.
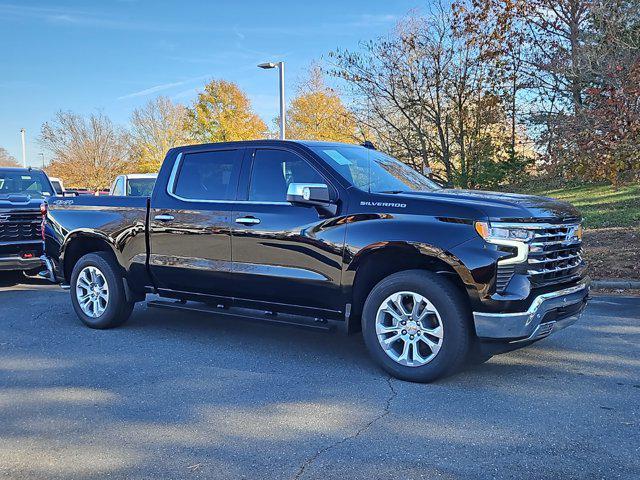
[362,270,471,383]
[69,252,134,329]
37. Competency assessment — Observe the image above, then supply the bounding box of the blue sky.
[0,0,424,166]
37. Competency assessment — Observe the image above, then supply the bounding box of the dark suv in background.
[0,168,52,276]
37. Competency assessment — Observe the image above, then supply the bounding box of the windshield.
[127,177,156,196]
[0,170,52,198]
[310,146,440,193]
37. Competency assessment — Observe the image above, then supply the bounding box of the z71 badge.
[53,199,74,206]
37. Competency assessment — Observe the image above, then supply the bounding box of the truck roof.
[172,139,363,151]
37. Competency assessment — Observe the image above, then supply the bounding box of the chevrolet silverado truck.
[0,167,53,275]
[42,140,589,382]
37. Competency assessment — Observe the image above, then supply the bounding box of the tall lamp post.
[258,61,285,140]
[20,128,26,167]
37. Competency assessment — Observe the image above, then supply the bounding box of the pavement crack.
[292,376,397,480]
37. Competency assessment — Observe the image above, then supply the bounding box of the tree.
[129,96,191,173]
[523,0,640,183]
[0,147,19,167]
[186,79,267,143]
[40,111,130,190]
[286,66,359,142]
[330,2,534,188]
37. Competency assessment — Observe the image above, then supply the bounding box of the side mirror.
[287,183,336,216]
[287,183,332,205]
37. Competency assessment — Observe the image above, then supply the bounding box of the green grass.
[522,183,640,228]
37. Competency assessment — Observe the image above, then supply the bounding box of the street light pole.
[278,62,285,140]
[258,61,286,140]
[20,128,26,167]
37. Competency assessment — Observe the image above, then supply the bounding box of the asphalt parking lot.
[0,275,638,480]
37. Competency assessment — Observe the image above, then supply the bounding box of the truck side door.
[230,147,346,316]
[148,146,244,300]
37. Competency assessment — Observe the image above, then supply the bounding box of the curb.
[592,279,640,290]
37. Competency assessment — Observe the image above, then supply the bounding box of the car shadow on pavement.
[0,272,49,289]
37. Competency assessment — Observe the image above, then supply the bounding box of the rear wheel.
[362,270,471,383]
[70,252,134,329]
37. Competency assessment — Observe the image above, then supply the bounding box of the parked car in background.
[49,177,65,195]
[109,174,157,196]
[0,167,52,275]
[48,177,79,197]
[42,140,588,382]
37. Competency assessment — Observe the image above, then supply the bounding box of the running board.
[146,300,334,332]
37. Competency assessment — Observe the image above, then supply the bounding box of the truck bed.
[46,195,150,286]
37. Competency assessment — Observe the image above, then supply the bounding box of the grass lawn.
[515,182,639,280]
[528,183,640,228]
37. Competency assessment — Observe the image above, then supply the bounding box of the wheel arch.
[60,231,118,282]
[347,242,475,331]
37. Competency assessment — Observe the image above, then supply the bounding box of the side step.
[147,300,334,332]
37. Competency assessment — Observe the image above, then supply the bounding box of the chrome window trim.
[166,149,317,206]
[166,151,292,205]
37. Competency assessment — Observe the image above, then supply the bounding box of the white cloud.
[117,74,212,100]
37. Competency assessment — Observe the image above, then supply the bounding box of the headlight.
[474,221,530,265]
[474,222,534,242]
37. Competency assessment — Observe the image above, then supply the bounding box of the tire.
[69,252,134,329]
[362,270,471,383]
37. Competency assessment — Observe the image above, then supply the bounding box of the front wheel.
[70,252,134,329]
[362,270,471,383]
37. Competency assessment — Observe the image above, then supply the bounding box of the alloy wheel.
[375,291,444,367]
[76,266,109,318]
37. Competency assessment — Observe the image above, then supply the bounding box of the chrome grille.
[526,224,583,286]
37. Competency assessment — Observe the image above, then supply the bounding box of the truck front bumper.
[473,279,589,342]
[0,255,44,272]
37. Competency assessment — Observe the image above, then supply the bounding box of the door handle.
[154,214,175,222]
[235,216,261,225]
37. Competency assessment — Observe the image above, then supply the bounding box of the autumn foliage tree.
[186,79,267,143]
[40,111,130,190]
[286,66,359,142]
[330,3,534,188]
[129,96,192,173]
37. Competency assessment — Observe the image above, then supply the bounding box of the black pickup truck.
[43,140,589,382]
[0,168,53,275]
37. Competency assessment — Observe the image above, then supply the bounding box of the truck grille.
[496,265,515,292]
[526,224,583,286]
[0,213,42,243]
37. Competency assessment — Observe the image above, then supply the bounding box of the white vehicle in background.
[48,177,65,195]
[109,174,157,196]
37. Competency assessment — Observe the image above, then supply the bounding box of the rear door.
[148,146,244,299]
[230,147,346,314]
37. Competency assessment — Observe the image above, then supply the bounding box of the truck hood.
[394,188,582,222]
[0,194,45,213]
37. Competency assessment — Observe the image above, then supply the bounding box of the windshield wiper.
[378,190,405,194]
